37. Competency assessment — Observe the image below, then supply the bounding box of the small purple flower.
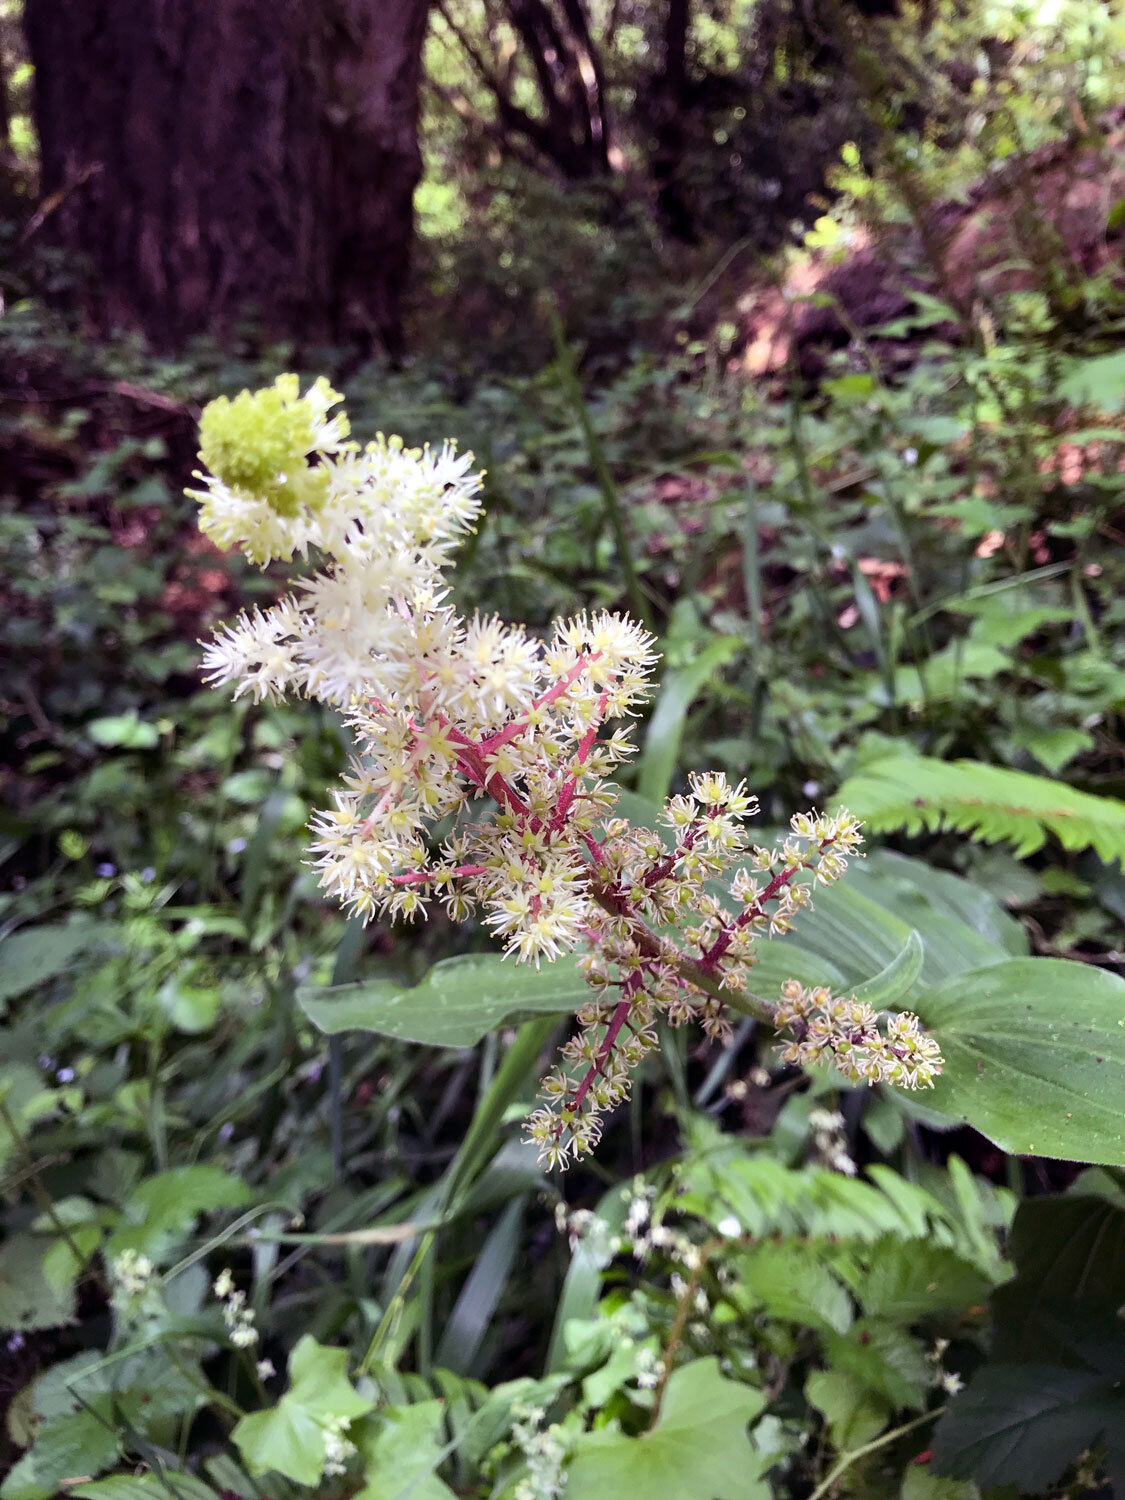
[141,867,156,883]
[96,863,116,878]
[56,1067,75,1084]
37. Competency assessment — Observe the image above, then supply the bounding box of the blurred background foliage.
[2,0,1125,1496]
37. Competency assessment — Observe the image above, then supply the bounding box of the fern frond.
[833,756,1125,863]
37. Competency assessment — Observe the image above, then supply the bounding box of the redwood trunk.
[23,0,431,353]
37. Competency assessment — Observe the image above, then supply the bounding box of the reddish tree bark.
[23,0,431,354]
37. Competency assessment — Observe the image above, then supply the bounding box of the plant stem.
[544,296,653,629]
[807,1407,945,1500]
[0,1094,108,1293]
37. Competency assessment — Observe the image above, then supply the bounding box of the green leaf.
[356,1401,457,1500]
[298,952,583,1047]
[990,1188,1125,1360]
[87,711,160,749]
[900,1469,980,1499]
[69,1475,221,1500]
[232,1335,373,1484]
[914,959,1125,1165]
[0,921,113,1009]
[565,1357,768,1500]
[1058,349,1125,412]
[1010,725,1095,774]
[833,756,1125,863]
[806,1367,890,1450]
[106,1165,253,1258]
[931,1351,1125,1493]
[0,1410,121,1500]
[853,1237,995,1320]
[637,636,743,804]
[852,931,925,1010]
[821,1319,931,1410]
[0,1236,77,1331]
[735,1241,853,1334]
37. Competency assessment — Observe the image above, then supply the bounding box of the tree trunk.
[651,0,695,241]
[23,0,431,354]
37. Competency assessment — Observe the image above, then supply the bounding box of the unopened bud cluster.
[194,378,943,1170]
[776,981,943,1087]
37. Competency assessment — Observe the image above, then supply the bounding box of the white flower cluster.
[510,1400,566,1500]
[321,1415,358,1478]
[194,378,943,1172]
[194,376,656,964]
[808,1107,858,1177]
[111,1249,156,1306]
[213,1268,258,1348]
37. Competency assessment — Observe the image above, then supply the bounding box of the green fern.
[833,756,1125,863]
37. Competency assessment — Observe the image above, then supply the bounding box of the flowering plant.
[194,376,943,1167]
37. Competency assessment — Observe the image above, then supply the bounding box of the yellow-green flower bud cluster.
[775,979,944,1087]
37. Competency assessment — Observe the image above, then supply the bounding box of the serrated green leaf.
[853,1237,995,1320]
[565,1357,768,1500]
[298,952,583,1047]
[822,1319,931,1410]
[735,1241,853,1334]
[0,1410,121,1500]
[914,959,1125,1165]
[106,1165,253,1258]
[833,756,1125,863]
[900,1468,980,1499]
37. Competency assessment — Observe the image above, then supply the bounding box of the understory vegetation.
[2,2,1125,1497]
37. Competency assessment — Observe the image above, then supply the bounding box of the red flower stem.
[478,652,598,753]
[390,863,488,886]
[699,839,832,969]
[565,988,637,1115]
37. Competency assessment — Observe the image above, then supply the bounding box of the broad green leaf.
[356,1401,457,1500]
[87,711,159,749]
[0,1236,77,1331]
[638,636,743,804]
[233,1335,373,1484]
[990,1189,1125,1360]
[0,1410,120,1500]
[0,921,114,1010]
[298,952,584,1047]
[565,1357,768,1500]
[806,1367,890,1450]
[106,1165,253,1258]
[70,1476,221,1500]
[852,931,925,1010]
[1058,349,1125,412]
[913,959,1125,1165]
[932,1352,1125,1494]
[854,850,1027,959]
